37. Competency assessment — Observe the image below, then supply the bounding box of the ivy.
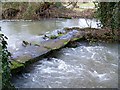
[95,2,120,34]
[0,27,14,89]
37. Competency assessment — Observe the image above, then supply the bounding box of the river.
[0,18,118,88]
[1,18,99,52]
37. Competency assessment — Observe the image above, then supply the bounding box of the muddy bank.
[64,27,119,43]
[2,6,95,20]
[10,27,119,74]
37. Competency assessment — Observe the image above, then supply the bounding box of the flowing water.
[0,18,118,88]
[0,18,99,52]
[11,42,118,88]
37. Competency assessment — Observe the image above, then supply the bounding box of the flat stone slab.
[41,39,69,50]
[11,45,50,63]
[10,28,90,72]
[10,39,70,70]
[10,29,79,71]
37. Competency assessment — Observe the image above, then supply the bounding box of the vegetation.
[0,28,14,89]
[2,2,95,19]
[10,61,24,70]
[95,2,120,34]
[49,35,58,39]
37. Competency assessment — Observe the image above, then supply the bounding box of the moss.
[10,61,24,70]
[64,41,69,45]
[49,33,65,39]
[58,33,64,37]
[71,37,81,41]
[49,35,58,39]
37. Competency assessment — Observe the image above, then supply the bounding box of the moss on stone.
[64,41,69,45]
[72,38,80,41]
[10,61,24,70]
[58,33,64,37]
[49,35,58,39]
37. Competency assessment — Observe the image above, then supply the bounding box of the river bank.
[2,2,95,20]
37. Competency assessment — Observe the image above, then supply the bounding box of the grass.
[78,2,95,7]
[74,2,95,11]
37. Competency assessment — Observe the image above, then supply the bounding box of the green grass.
[77,2,95,7]
[74,2,95,11]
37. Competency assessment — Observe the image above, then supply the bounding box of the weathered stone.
[11,45,50,64]
[15,55,32,63]
[41,39,69,50]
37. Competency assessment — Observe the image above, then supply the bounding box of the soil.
[2,6,95,20]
